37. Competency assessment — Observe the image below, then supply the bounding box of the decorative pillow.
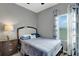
[20,35,31,40]
[30,35,36,39]
[31,33,40,38]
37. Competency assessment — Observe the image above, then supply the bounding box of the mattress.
[20,38,62,56]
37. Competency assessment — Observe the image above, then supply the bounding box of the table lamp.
[4,24,13,40]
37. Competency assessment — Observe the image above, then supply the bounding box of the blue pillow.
[20,35,31,40]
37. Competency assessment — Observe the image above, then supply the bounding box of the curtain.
[76,4,79,56]
[67,4,76,56]
[53,9,58,39]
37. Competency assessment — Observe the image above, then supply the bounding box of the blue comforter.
[20,38,62,56]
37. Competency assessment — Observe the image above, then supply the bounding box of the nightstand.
[0,39,18,56]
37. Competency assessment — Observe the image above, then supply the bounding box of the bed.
[20,38,62,56]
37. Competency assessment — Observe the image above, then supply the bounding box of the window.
[56,14,67,40]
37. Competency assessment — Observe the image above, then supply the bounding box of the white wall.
[0,3,37,41]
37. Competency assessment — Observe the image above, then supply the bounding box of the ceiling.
[16,3,57,13]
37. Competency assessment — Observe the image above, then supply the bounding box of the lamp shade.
[4,25,13,31]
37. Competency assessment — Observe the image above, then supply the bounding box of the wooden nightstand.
[0,39,18,56]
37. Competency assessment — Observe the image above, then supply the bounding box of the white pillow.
[30,35,36,39]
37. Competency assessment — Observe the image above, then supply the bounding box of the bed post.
[17,26,25,51]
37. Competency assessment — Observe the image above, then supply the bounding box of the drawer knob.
[9,44,12,46]
[9,49,13,51]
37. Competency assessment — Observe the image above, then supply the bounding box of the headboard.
[19,27,36,38]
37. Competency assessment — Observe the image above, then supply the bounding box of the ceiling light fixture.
[27,3,30,4]
[41,3,45,5]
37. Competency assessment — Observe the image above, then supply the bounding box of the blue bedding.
[20,38,62,56]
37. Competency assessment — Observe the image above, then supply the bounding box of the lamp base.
[6,35,9,41]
